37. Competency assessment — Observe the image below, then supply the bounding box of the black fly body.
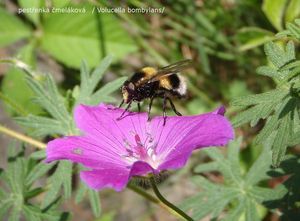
[118,59,192,125]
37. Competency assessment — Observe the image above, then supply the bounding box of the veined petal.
[80,161,156,191]
[80,167,130,191]
[46,136,128,169]
[129,161,157,177]
[74,104,149,152]
[46,103,234,191]
[151,107,234,170]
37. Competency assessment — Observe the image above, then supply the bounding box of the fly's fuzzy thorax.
[141,67,157,77]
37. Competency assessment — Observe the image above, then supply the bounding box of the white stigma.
[122,131,160,169]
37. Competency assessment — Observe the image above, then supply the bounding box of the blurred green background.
[3,0,299,117]
[0,0,299,220]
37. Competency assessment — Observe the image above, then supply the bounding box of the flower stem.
[149,177,194,221]
[127,182,161,205]
[0,124,46,149]
[128,182,186,220]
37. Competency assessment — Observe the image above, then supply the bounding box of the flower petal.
[74,104,149,152]
[80,167,130,191]
[46,136,128,169]
[130,161,157,176]
[80,161,155,191]
[150,108,234,170]
[46,103,234,191]
[212,106,226,115]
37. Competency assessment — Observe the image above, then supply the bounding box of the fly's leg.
[137,103,141,112]
[167,98,182,116]
[147,96,155,121]
[107,99,124,110]
[117,101,132,120]
[118,99,124,108]
[163,95,167,126]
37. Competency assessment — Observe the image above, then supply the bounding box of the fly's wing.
[148,59,193,83]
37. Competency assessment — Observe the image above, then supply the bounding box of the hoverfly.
[118,59,192,125]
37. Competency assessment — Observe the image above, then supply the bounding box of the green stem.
[128,182,187,220]
[149,177,194,221]
[0,124,46,149]
[127,182,161,205]
[0,58,37,77]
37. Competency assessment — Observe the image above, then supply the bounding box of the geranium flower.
[46,104,234,191]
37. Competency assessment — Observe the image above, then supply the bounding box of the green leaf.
[0,145,68,221]
[26,161,55,185]
[6,147,27,194]
[24,187,45,199]
[263,155,300,216]
[15,115,66,136]
[289,130,300,146]
[256,66,278,78]
[264,41,295,69]
[245,142,272,185]
[245,198,260,221]
[1,43,41,116]
[0,199,13,218]
[280,60,300,71]
[182,177,239,220]
[0,89,29,116]
[75,182,88,204]
[26,74,74,134]
[277,19,300,40]
[30,150,46,159]
[237,27,274,51]
[231,88,288,107]
[23,205,42,221]
[232,103,270,127]
[1,68,41,115]
[76,57,123,106]
[286,22,300,39]
[88,189,101,217]
[89,77,126,105]
[250,185,287,203]
[182,137,278,220]
[0,7,31,47]
[285,0,300,23]
[8,206,21,221]
[233,40,298,164]
[193,161,219,173]
[77,55,113,104]
[272,108,293,166]
[223,200,245,221]
[43,161,73,208]
[89,55,113,89]
[41,5,137,68]
[262,0,287,31]
[18,0,40,25]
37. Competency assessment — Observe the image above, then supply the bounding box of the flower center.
[122,131,159,168]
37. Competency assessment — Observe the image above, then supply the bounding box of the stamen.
[123,138,132,149]
[134,134,143,146]
[122,132,160,168]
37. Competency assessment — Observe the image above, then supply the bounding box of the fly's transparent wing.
[149,59,193,82]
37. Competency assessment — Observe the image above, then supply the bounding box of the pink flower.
[46,104,234,191]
